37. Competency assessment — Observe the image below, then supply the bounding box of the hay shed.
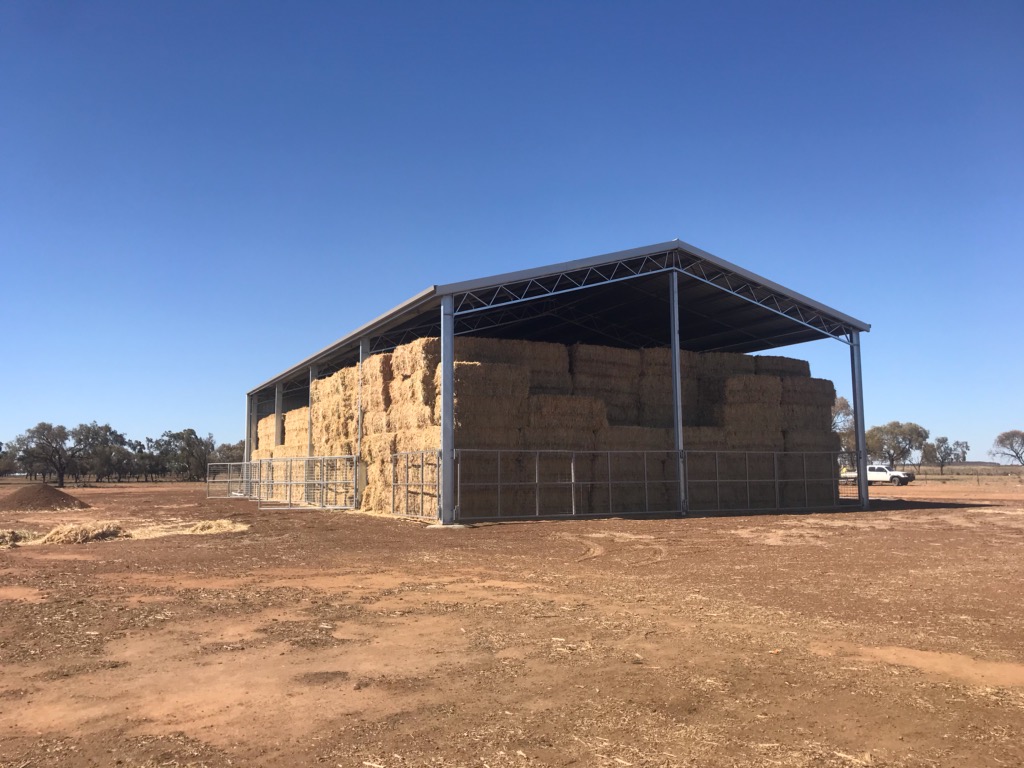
[234,240,870,522]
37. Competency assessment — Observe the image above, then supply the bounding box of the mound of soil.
[0,484,91,512]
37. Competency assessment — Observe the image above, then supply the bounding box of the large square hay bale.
[528,394,608,431]
[754,356,811,378]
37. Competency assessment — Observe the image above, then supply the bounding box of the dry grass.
[186,519,248,535]
[0,529,36,547]
[39,521,133,545]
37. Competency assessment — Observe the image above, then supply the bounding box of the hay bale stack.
[448,361,530,449]
[783,430,841,453]
[359,432,399,514]
[282,407,309,449]
[683,426,728,451]
[256,414,276,450]
[781,377,836,406]
[311,367,358,456]
[528,394,607,430]
[725,428,784,452]
[694,351,757,378]
[389,339,439,432]
[571,344,641,425]
[361,353,393,413]
[755,355,811,377]
[457,336,572,395]
[723,375,783,406]
[779,377,835,433]
[270,444,309,459]
[594,426,674,451]
[637,347,700,428]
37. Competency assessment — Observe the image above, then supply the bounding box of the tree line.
[832,397,1024,472]
[0,422,244,487]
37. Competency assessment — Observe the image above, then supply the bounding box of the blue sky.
[1,1,1021,459]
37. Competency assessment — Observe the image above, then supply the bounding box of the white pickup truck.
[841,465,915,486]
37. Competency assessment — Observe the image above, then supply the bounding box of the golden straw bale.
[456,337,572,395]
[396,427,440,453]
[780,377,836,405]
[571,344,642,376]
[361,432,397,464]
[518,426,597,451]
[527,395,608,431]
[455,426,524,449]
[257,414,276,446]
[389,374,436,409]
[682,426,728,451]
[450,361,530,399]
[270,444,309,458]
[391,337,441,379]
[723,376,783,406]
[724,428,785,452]
[388,401,435,431]
[361,411,390,434]
[755,355,811,378]
[722,403,783,432]
[780,404,833,432]
[783,430,841,453]
[594,426,674,451]
[361,353,393,411]
[694,351,756,378]
[282,407,309,447]
[454,394,528,431]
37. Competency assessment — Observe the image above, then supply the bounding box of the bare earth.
[1,479,1023,768]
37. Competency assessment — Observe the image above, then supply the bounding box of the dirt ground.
[1,480,1023,768]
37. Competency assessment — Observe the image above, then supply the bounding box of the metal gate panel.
[207,462,258,499]
[256,456,356,510]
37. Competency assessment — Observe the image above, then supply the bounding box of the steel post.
[669,272,687,515]
[245,393,255,461]
[353,338,370,507]
[850,331,869,508]
[307,365,318,457]
[274,383,284,447]
[440,294,456,524]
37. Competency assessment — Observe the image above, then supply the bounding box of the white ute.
[842,465,915,486]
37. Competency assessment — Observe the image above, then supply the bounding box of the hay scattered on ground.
[0,530,36,548]
[0,484,90,512]
[39,521,132,545]
[187,519,247,535]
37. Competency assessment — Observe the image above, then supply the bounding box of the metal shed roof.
[250,239,870,396]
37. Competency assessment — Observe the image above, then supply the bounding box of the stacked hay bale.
[310,367,358,456]
[255,334,839,517]
[570,344,642,425]
[456,336,571,395]
[778,376,839,508]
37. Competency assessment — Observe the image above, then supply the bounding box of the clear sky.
[1,1,1021,459]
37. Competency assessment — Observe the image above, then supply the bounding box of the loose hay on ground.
[39,521,132,545]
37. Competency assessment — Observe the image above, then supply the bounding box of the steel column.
[356,338,370,506]
[307,365,318,457]
[440,294,456,524]
[850,331,869,508]
[669,272,687,515]
[274,383,284,447]
[245,393,255,461]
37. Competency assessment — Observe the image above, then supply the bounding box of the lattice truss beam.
[451,247,857,345]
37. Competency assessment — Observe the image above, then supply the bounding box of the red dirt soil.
[0,482,90,511]
[0,480,1022,767]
